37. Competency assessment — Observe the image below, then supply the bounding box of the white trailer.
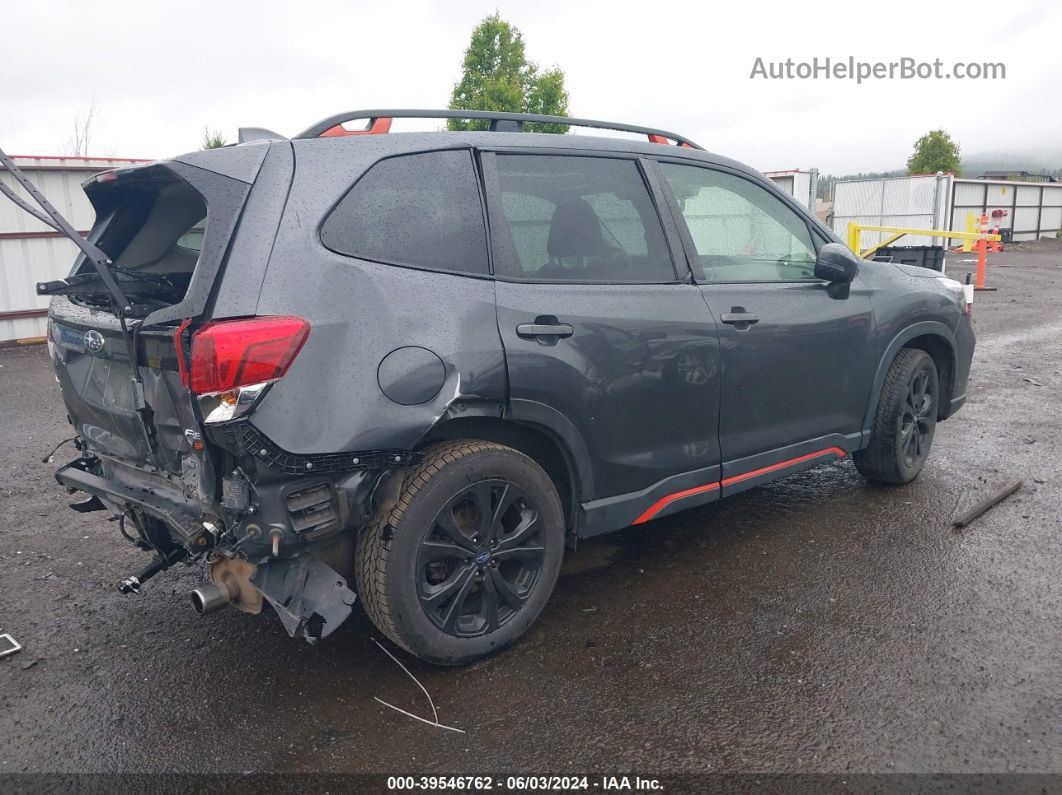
[764,169,819,210]
[832,173,953,250]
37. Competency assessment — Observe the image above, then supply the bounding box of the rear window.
[320,149,488,275]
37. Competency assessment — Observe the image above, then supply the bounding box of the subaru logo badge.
[84,330,105,354]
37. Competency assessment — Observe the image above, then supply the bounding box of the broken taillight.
[188,316,309,423]
[190,316,309,395]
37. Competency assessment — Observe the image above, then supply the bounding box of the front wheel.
[854,348,939,484]
[355,440,565,665]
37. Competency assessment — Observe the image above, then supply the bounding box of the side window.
[321,149,488,275]
[492,155,675,283]
[177,217,207,253]
[659,163,818,283]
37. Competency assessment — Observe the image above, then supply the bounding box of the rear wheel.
[355,440,565,665]
[854,348,939,484]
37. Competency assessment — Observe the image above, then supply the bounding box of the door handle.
[720,312,760,326]
[516,322,575,338]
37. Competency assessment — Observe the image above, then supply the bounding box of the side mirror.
[815,243,860,284]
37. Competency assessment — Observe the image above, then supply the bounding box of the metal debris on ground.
[952,480,1023,529]
[0,633,22,659]
[373,639,466,734]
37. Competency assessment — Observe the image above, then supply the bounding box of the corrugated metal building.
[950,178,1062,239]
[832,173,1062,252]
[0,155,150,343]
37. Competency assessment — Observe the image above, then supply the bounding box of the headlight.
[936,276,972,314]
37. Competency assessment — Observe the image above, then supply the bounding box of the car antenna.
[0,146,133,316]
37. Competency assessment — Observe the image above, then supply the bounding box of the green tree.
[201,127,228,149]
[447,13,569,133]
[907,129,961,175]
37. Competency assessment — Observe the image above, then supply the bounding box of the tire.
[355,440,565,665]
[854,348,940,485]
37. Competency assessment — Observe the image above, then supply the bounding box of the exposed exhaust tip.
[190,582,232,615]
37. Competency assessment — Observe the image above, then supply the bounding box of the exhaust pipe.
[190,581,237,615]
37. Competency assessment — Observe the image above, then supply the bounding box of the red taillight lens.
[189,316,309,395]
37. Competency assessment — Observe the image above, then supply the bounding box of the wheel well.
[418,417,578,530]
[902,334,954,419]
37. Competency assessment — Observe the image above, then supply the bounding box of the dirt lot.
[1,247,1060,777]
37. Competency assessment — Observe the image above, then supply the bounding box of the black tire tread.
[354,439,520,654]
[853,348,935,484]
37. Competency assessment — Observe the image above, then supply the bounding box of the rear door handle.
[516,323,575,338]
[720,312,760,327]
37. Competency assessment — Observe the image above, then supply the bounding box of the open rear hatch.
[47,163,210,474]
[46,163,216,479]
[0,144,264,541]
[1,140,288,534]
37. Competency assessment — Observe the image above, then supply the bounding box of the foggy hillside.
[816,151,1062,199]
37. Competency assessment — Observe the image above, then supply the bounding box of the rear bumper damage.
[54,449,372,642]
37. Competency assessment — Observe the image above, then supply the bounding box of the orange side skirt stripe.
[631,447,846,525]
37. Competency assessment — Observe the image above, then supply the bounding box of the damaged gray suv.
[1,109,974,664]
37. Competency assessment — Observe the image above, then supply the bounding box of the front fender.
[860,321,957,439]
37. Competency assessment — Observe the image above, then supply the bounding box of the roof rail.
[294,109,702,149]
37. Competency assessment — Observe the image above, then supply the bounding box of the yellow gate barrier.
[847,221,1001,289]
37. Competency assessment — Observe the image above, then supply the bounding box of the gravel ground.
[1,248,1060,776]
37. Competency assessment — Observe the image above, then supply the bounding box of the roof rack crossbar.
[295,109,703,149]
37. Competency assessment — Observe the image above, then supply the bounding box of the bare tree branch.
[64,99,99,157]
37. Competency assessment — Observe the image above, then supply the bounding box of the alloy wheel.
[416,480,546,637]
[899,369,934,466]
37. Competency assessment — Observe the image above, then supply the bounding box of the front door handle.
[720,311,760,327]
[516,322,574,338]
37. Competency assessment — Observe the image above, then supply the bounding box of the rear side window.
[177,218,206,252]
[321,149,488,275]
[491,155,675,283]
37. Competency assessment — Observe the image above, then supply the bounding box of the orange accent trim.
[720,447,846,487]
[646,134,693,148]
[319,117,393,138]
[631,447,846,525]
[633,481,719,525]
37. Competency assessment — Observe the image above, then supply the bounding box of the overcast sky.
[4,0,1060,173]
